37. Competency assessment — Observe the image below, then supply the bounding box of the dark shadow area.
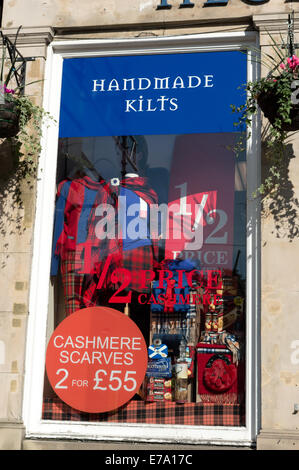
[261,139,299,242]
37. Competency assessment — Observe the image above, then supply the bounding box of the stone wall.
[0,24,52,449]
[1,0,293,30]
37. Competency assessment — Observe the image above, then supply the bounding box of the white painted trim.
[25,421,252,446]
[23,31,260,445]
[50,32,257,57]
[245,44,261,442]
[22,46,63,431]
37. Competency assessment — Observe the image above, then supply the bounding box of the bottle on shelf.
[174,338,188,403]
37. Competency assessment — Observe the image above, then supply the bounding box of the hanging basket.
[257,89,299,132]
[0,99,20,138]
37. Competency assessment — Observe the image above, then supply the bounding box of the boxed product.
[146,389,173,402]
[146,377,172,390]
[144,377,173,402]
[146,357,172,378]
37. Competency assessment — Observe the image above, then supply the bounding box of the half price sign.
[45,307,148,413]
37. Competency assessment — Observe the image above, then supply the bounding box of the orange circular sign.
[45,307,148,413]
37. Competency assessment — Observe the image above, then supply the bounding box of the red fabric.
[164,279,176,313]
[55,176,106,259]
[81,245,154,306]
[197,343,239,404]
[203,358,237,392]
[123,245,154,293]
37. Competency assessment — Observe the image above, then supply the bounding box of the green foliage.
[0,26,55,222]
[13,93,53,163]
[231,32,299,197]
[0,26,55,182]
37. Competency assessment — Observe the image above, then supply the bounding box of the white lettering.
[172,76,185,89]
[138,77,151,90]
[53,335,64,348]
[125,99,137,112]
[108,79,120,92]
[169,97,178,111]
[123,78,135,91]
[204,75,214,87]
[92,79,105,92]
[154,77,170,89]
[188,75,201,88]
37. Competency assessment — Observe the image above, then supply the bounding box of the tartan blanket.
[43,397,245,427]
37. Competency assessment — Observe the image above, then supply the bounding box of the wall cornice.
[0,27,55,58]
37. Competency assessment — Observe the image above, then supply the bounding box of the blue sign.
[59,51,247,137]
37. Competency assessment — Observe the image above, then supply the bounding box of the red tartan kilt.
[60,251,85,316]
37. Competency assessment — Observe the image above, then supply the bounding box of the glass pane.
[43,51,247,427]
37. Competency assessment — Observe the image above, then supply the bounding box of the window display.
[43,50,247,427]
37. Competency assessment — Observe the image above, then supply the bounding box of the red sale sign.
[45,307,148,413]
[165,133,235,271]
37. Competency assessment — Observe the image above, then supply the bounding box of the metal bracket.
[0,27,35,94]
[285,11,297,57]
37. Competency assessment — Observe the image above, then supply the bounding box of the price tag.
[45,306,148,413]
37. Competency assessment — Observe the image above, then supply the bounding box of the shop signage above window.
[157,0,269,9]
[59,51,246,137]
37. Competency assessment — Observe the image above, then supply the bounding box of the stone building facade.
[0,0,299,450]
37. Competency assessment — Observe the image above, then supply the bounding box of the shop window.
[42,50,247,427]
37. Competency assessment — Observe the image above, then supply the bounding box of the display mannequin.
[78,171,159,343]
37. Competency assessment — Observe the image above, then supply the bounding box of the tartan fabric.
[86,177,159,281]
[86,180,121,282]
[60,251,85,316]
[80,245,154,307]
[42,397,245,426]
[80,177,159,304]
[123,245,154,293]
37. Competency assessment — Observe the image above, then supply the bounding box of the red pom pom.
[203,358,237,392]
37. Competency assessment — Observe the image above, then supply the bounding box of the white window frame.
[22,31,261,446]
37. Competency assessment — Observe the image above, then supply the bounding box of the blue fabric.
[76,187,98,244]
[167,259,197,287]
[151,280,190,313]
[119,186,151,251]
[50,180,71,276]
